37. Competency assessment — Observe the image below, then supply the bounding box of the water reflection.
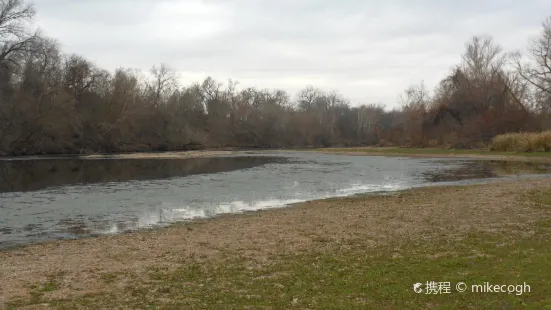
[1,153,550,250]
[0,156,287,193]
[421,160,551,182]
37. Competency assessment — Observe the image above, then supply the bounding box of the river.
[0,151,550,249]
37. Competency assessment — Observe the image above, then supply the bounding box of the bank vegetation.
[1,0,550,156]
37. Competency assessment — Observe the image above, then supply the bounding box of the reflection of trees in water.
[0,156,285,193]
[421,161,551,182]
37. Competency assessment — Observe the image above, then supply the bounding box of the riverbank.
[2,147,551,163]
[0,149,242,161]
[2,178,551,309]
[307,147,551,163]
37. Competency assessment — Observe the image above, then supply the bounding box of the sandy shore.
[310,149,551,163]
[1,178,550,308]
[0,150,243,161]
[82,150,238,160]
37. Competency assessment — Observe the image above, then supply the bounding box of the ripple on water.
[1,154,550,249]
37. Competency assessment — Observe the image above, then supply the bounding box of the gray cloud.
[30,0,551,107]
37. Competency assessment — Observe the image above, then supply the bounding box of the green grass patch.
[12,227,551,309]
[39,281,59,293]
[26,233,551,308]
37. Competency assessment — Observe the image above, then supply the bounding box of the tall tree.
[513,16,551,112]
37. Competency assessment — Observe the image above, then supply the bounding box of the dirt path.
[1,178,550,307]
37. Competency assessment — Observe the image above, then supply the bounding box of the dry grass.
[1,178,551,308]
[491,131,551,152]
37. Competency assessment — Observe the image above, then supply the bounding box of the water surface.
[1,152,549,249]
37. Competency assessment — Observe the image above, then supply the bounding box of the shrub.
[531,131,551,152]
[490,131,551,152]
[378,139,395,147]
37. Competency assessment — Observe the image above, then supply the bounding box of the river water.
[0,152,550,249]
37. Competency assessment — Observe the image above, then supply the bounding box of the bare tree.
[0,0,38,72]
[400,81,430,110]
[355,104,384,144]
[148,63,178,107]
[26,36,62,86]
[0,0,34,37]
[296,85,322,112]
[63,54,108,101]
[398,82,431,145]
[2,1,550,155]
[512,16,551,111]
[461,35,505,82]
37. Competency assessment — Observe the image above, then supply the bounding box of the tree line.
[0,0,550,156]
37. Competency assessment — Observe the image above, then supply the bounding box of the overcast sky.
[31,0,550,108]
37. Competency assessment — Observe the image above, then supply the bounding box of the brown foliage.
[0,2,550,155]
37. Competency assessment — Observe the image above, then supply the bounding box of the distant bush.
[490,131,551,152]
[378,139,395,147]
[532,131,551,151]
[473,141,488,149]
[428,139,439,147]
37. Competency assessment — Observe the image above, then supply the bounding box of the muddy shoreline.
[312,150,551,163]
